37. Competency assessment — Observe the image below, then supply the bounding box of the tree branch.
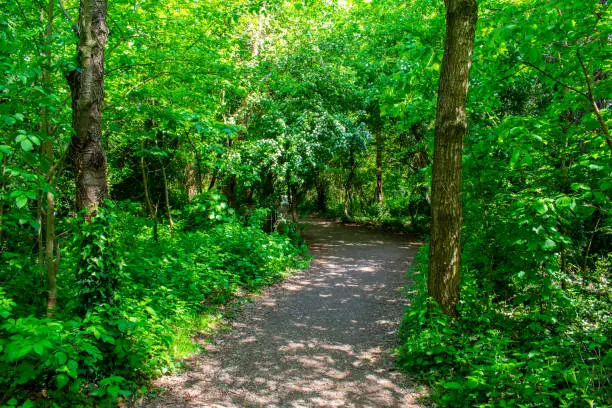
[521,60,587,97]
[577,50,612,158]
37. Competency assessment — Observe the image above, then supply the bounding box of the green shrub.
[397,247,611,408]
[0,205,308,407]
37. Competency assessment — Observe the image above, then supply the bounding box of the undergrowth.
[397,247,611,408]
[0,201,309,407]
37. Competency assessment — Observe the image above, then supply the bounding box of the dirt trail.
[147,218,424,407]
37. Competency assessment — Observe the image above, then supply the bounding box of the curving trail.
[146,217,425,407]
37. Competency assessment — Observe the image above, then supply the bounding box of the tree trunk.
[40,0,58,315]
[315,178,326,213]
[427,0,478,317]
[224,174,236,208]
[208,167,218,191]
[344,150,355,218]
[161,164,174,236]
[45,192,57,316]
[140,139,158,241]
[67,0,109,216]
[0,155,6,246]
[374,132,384,205]
[577,51,612,158]
[185,161,198,202]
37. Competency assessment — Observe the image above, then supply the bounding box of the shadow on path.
[146,217,425,407]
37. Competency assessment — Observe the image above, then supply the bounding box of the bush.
[397,247,612,408]
[0,206,308,407]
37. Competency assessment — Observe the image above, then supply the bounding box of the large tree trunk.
[67,0,109,215]
[427,0,478,317]
[374,132,384,205]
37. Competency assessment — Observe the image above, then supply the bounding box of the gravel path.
[147,217,425,407]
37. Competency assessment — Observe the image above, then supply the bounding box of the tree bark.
[0,155,6,246]
[161,164,174,236]
[428,0,478,317]
[40,0,58,315]
[315,178,326,213]
[577,50,612,158]
[140,139,158,241]
[45,191,57,316]
[374,132,384,205]
[67,0,109,216]
[185,161,198,202]
[224,174,236,208]
[344,150,355,218]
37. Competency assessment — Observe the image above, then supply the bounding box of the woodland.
[0,0,610,406]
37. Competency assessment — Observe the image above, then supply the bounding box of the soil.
[144,217,426,407]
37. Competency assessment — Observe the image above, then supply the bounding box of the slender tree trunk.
[195,150,204,193]
[0,155,6,246]
[45,192,57,316]
[140,140,158,241]
[427,0,478,317]
[161,164,174,236]
[208,167,218,191]
[374,132,384,205]
[40,0,58,315]
[288,185,299,223]
[185,162,198,202]
[67,0,109,216]
[224,174,236,208]
[344,150,355,218]
[577,51,612,158]
[315,178,326,213]
[37,193,44,272]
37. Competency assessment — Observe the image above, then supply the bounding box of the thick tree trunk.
[374,132,384,205]
[427,0,478,317]
[67,0,108,215]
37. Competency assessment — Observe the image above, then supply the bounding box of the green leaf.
[442,381,463,389]
[56,374,70,390]
[20,139,34,152]
[33,342,45,356]
[56,351,68,365]
[15,196,28,209]
[7,344,32,361]
[542,239,556,250]
[533,200,548,214]
[67,360,78,379]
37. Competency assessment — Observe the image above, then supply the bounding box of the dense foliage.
[0,0,610,406]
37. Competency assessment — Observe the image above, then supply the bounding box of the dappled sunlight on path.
[147,218,424,407]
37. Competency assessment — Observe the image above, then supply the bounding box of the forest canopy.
[0,0,610,406]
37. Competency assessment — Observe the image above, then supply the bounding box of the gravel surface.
[145,217,426,407]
